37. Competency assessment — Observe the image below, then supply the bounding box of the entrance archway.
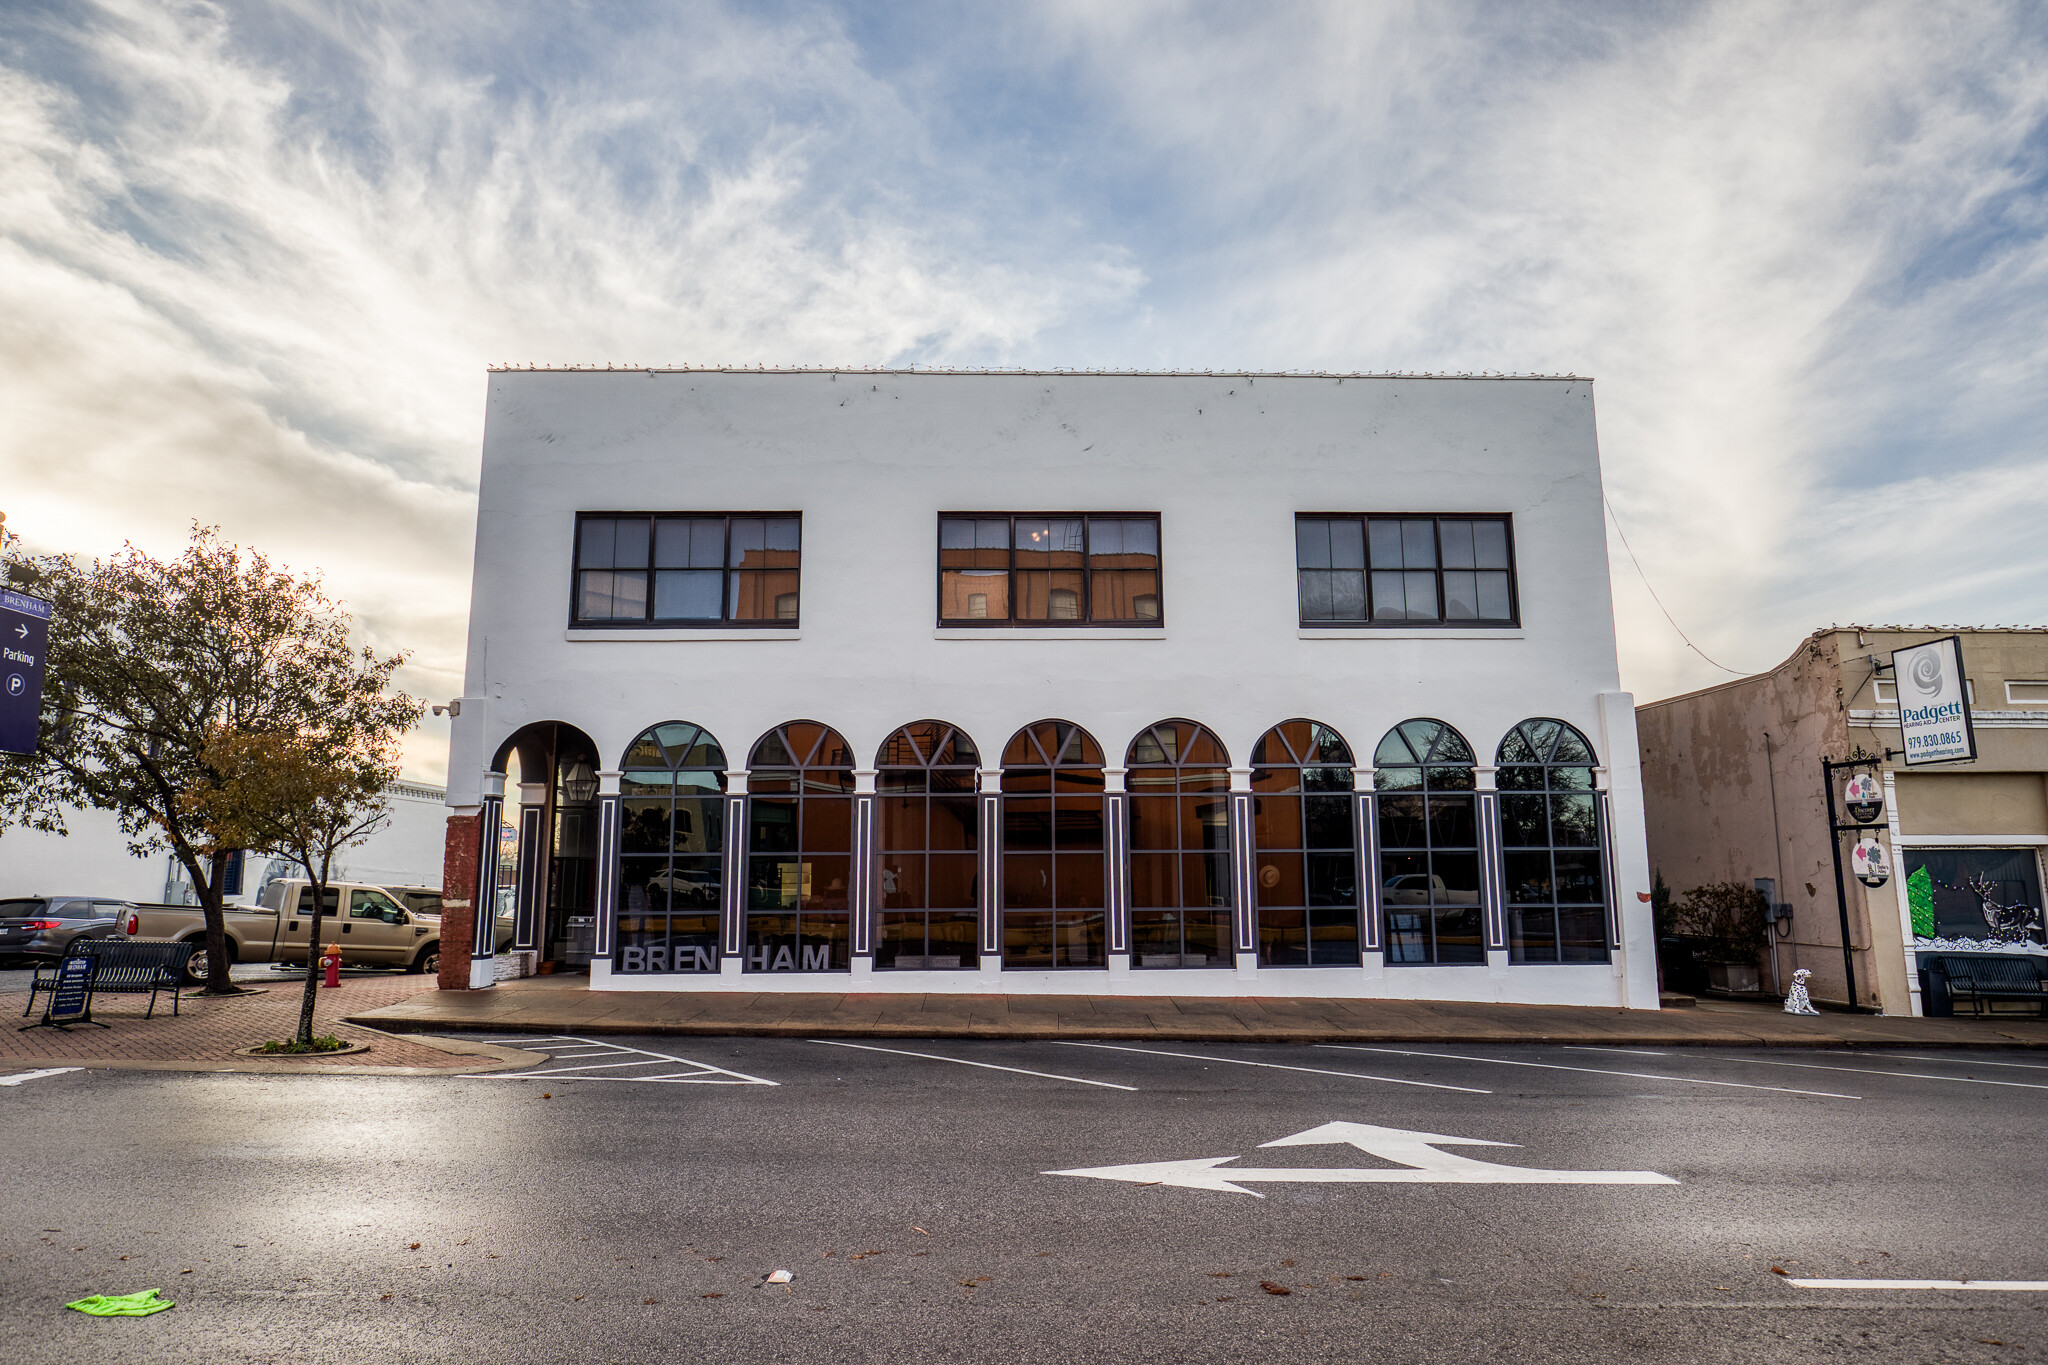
[492,721,603,972]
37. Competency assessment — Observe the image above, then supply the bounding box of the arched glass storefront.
[746,721,855,972]
[1375,719,1482,964]
[615,722,727,974]
[1126,719,1232,968]
[1250,719,1359,966]
[876,720,981,970]
[1496,718,1608,963]
[1000,720,1106,969]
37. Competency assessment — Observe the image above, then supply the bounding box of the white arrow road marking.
[1046,1120,1677,1196]
[0,1067,81,1087]
[1056,1042,1490,1093]
[1789,1279,2048,1291]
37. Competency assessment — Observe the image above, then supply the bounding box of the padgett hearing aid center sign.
[1892,635,1976,766]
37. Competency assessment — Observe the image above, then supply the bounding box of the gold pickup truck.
[127,879,504,985]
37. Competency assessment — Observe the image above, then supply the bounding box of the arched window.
[616,722,726,974]
[746,722,855,972]
[1251,720,1358,966]
[1374,720,1482,965]
[1127,720,1232,968]
[877,721,981,970]
[1000,721,1105,969]
[1497,719,1607,963]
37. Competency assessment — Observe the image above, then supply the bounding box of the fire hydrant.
[321,944,341,989]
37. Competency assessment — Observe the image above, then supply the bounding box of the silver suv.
[0,896,135,965]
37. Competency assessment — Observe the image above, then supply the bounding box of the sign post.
[0,588,52,757]
[22,953,105,1031]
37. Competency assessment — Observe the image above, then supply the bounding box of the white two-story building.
[438,367,1657,1007]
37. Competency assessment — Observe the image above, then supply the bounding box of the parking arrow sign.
[1046,1120,1676,1196]
[0,588,52,757]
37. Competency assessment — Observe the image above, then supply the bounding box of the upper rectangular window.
[939,514,1162,626]
[1296,515,1517,627]
[573,514,801,627]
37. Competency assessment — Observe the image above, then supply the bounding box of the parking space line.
[1789,1279,2048,1291]
[808,1040,1138,1090]
[1562,1046,1670,1057]
[0,1067,81,1087]
[1700,1055,2048,1090]
[1057,1042,1490,1094]
[461,1035,777,1085]
[1321,1045,1859,1099]
[1840,1052,2048,1072]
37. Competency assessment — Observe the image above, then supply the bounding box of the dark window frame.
[1295,513,1519,628]
[1250,719,1361,968]
[570,511,803,630]
[744,721,856,974]
[1496,718,1610,965]
[999,720,1109,969]
[1373,718,1485,966]
[936,512,1165,628]
[875,720,983,971]
[615,721,729,976]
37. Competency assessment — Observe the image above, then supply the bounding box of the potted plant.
[1672,881,1770,994]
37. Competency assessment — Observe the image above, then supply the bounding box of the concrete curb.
[345,1012,2048,1049]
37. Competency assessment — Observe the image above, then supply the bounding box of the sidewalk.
[350,978,2048,1048]
[2,972,536,1075]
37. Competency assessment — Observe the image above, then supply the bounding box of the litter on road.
[65,1289,174,1317]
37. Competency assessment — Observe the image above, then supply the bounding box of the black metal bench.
[1933,954,2048,1018]
[22,940,196,1021]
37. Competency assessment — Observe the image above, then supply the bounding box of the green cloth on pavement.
[65,1289,175,1316]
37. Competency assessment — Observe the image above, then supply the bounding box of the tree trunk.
[174,842,236,995]
[297,875,328,1046]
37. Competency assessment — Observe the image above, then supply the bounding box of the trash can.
[564,915,596,966]
[1918,957,1953,1017]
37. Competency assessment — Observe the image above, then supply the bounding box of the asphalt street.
[3,1036,2044,1364]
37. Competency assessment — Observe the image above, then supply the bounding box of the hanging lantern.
[1844,772,1884,825]
[1851,836,1891,888]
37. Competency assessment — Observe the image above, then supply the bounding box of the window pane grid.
[1126,721,1233,968]
[573,514,801,627]
[614,723,727,975]
[876,722,981,970]
[1251,721,1359,967]
[1000,721,1107,969]
[1497,719,1609,963]
[940,514,1162,626]
[1373,719,1483,965]
[745,723,854,972]
[1297,515,1516,626]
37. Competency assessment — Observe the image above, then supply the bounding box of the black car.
[0,897,134,966]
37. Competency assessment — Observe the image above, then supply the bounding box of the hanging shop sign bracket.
[1818,754,1892,1014]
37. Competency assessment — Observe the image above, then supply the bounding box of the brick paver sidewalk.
[3,973,525,1073]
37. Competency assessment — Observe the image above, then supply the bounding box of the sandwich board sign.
[0,589,51,757]
[28,954,98,1031]
[1892,635,1976,766]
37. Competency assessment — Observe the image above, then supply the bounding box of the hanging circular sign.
[1851,835,1891,888]
[1844,772,1884,825]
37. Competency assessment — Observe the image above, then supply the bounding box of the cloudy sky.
[3,0,2045,781]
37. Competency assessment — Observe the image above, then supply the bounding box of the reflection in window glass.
[1496,718,1608,963]
[573,514,801,626]
[616,722,727,974]
[877,721,982,970]
[1251,720,1359,967]
[1902,848,2045,946]
[940,515,1162,625]
[745,722,854,972]
[1001,721,1106,968]
[1374,719,1483,964]
[1298,515,1515,626]
[1128,721,1233,968]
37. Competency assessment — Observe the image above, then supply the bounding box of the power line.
[1603,495,1753,677]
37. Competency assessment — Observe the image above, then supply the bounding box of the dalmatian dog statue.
[1782,967,1820,1016]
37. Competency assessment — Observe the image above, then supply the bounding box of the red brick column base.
[438,812,481,991]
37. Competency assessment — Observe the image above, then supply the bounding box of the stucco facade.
[1637,628,2048,1014]
[441,367,1657,1006]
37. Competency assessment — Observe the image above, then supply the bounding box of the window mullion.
[720,516,733,624]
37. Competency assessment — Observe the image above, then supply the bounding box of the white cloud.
[1,0,2042,782]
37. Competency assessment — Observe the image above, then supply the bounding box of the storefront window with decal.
[1904,849,2046,948]
[745,722,855,972]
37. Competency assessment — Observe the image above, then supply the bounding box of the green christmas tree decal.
[1907,865,1936,939]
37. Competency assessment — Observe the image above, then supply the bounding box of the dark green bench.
[23,940,196,1020]
[1931,954,2048,1018]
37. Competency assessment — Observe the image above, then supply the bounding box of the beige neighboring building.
[1637,627,2048,1015]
